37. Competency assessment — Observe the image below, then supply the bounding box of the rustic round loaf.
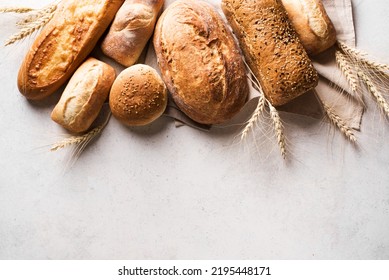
[109,64,168,126]
[153,0,248,125]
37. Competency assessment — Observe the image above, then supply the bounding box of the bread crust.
[101,0,164,67]
[109,64,168,126]
[281,0,337,55]
[17,0,124,100]
[153,0,248,124]
[222,0,318,106]
[51,58,116,133]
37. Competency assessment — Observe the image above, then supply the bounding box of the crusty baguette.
[51,58,116,133]
[281,0,337,55]
[109,64,167,126]
[221,0,318,106]
[101,0,164,67]
[17,0,124,100]
[153,0,248,124]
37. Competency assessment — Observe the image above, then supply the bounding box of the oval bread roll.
[281,0,337,55]
[109,64,168,126]
[18,0,124,100]
[221,0,318,106]
[153,0,248,125]
[101,0,164,67]
[51,58,116,133]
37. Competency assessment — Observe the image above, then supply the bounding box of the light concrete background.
[0,0,388,259]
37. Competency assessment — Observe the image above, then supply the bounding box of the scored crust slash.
[17,0,125,100]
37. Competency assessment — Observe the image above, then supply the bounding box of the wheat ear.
[322,103,357,143]
[267,101,286,159]
[15,3,58,27]
[338,41,389,72]
[240,94,265,141]
[358,72,389,118]
[0,7,34,13]
[50,127,103,151]
[335,50,359,94]
[5,18,50,46]
[51,111,111,152]
[240,60,267,140]
[4,3,57,46]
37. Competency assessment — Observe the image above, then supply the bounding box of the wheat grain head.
[51,111,112,152]
[267,101,286,159]
[4,3,57,46]
[358,71,389,119]
[322,102,357,143]
[0,7,34,13]
[335,50,359,94]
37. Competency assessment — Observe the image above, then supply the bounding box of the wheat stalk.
[240,94,265,141]
[322,103,357,143]
[5,15,51,46]
[338,41,389,72]
[268,101,286,159]
[4,3,57,46]
[16,14,39,27]
[241,60,287,158]
[50,127,103,151]
[51,111,111,152]
[17,11,46,28]
[335,50,359,94]
[358,71,389,118]
[362,60,389,72]
[0,7,35,13]
[240,60,267,140]
[0,7,34,13]
[16,3,57,27]
[337,41,365,56]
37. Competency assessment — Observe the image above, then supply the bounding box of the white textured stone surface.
[0,0,388,259]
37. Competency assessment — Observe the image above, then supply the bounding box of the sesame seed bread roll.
[109,64,168,126]
[221,0,319,106]
[101,0,164,67]
[18,0,124,100]
[281,0,337,55]
[153,0,248,124]
[51,58,116,133]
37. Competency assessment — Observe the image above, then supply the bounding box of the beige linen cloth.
[145,0,363,130]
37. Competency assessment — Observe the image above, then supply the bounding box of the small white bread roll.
[281,0,337,55]
[109,64,168,126]
[101,0,164,67]
[51,57,116,133]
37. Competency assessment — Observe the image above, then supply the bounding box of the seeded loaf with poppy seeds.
[153,0,248,124]
[17,0,124,100]
[221,0,319,106]
[281,0,337,55]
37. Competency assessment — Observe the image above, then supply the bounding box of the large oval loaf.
[221,0,319,106]
[18,0,124,100]
[153,0,248,124]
